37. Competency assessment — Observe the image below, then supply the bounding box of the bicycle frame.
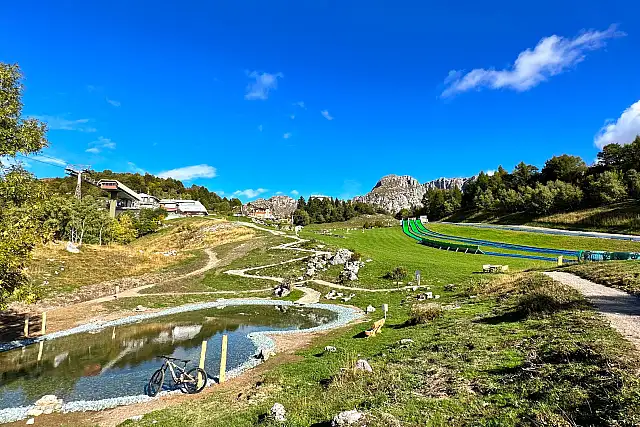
[161,359,188,384]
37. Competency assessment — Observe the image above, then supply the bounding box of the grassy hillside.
[564,261,640,297]
[447,202,640,235]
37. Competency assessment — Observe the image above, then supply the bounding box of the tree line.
[403,138,640,221]
[45,171,242,215]
[292,197,384,225]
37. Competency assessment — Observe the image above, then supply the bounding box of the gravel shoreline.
[0,299,363,424]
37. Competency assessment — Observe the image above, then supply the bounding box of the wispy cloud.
[294,101,306,109]
[258,124,263,132]
[290,190,299,196]
[233,188,267,199]
[127,161,146,174]
[283,132,292,139]
[321,110,334,120]
[245,71,283,100]
[275,191,283,195]
[158,164,217,181]
[32,115,97,132]
[290,114,295,120]
[594,100,640,148]
[442,25,624,97]
[106,98,121,107]
[0,156,29,168]
[30,155,67,167]
[86,136,116,154]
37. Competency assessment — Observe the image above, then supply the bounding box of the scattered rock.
[399,338,414,345]
[270,403,287,422]
[65,241,80,253]
[26,419,34,425]
[331,409,364,426]
[273,282,291,298]
[129,415,143,422]
[26,409,43,417]
[365,305,376,314]
[324,346,337,353]
[134,305,148,312]
[161,250,177,257]
[365,259,373,263]
[341,293,356,302]
[354,359,372,373]
[331,249,353,265]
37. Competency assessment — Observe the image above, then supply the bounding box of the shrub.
[384,266,407,281]
[409,303,443,324]
[350,251,363,262]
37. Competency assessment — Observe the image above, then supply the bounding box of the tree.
[528,184,555,214]
[292,209,310,226]
[541,155,587,184]
[511,162,539,188]
[548,180,583,212]
[625,169,640,199]
[0,63,49,308]
[110,213,138,244]
[586,171,627,205]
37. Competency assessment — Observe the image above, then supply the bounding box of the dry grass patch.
[408,303,443,324]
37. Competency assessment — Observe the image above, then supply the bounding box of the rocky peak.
[242,195,297,219]
[372,175,422,192]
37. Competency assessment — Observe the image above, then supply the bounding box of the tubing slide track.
[402,219,576,262]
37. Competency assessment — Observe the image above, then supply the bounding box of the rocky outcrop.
[242,196,297,219]
[353,174,471,213]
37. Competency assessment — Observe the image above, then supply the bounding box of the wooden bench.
[482,264,509,273]
[365,318,385,338]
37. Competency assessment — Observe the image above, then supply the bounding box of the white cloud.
[290,190,299,196]
[321,110,334,120]
[30,155,67,167]
[233,188,267,199]
[594,100,640,148]
[275,191,283,195]
[127,162,146,174]
[158,164,217,181]
[32,115,96,132]
[258,124,263,132]
[106,98,121,107]
[294,101,306,109]
[283,132,292,139]
[245,71,283,100]
[86,136,116,153]
[442,25,624,97]
[485,170,496,176]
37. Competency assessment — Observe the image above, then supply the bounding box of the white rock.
[129,415,143,422]
[270,403,286,422]
[26,408,43,417]
[354,359,372,372]
[26,419,35,425]
[365,305,376,313]
[332,409,363,426]
[324,346,337,353]
[399,338,414,345]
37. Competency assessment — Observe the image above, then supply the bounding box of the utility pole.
[65,165,92,200]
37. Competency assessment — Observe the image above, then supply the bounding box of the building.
[138,193,160,209]
[160,199,209,216]
[251,207,275,220]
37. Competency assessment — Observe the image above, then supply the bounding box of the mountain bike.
[147,356,207,396]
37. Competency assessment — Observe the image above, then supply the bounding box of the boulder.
[331,409,364,426]
[354,359,372,373]
[365,305,376,314]
[331,249,353,265]
[324,346,337,353]
[270,403,287,422]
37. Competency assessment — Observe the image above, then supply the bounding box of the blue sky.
[2,0,639,201]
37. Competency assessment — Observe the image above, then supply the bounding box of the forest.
[292,197,384,225]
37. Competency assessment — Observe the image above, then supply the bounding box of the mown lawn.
[429,223,640,253]
[124,273,640,427]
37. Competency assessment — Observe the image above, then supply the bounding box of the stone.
[270,403,287,422]
[365,259,373,263]
[365,305,376,313]
[26,409,43,417]
[331,409,364,426]
[324,346,337,353]
[354,359,372,373]
[26,419,35,425]
[65,241,80,253]
[426,292,433,299]
[273,283,291,298]
[134,305,147,312]
[331,249,353,265]
[399,338,414,345]
[43,408,53,415]
[341,293,355,302]
[242,196,297,219]
[129,415,143,422]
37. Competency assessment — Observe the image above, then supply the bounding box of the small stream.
[0,304,337,409]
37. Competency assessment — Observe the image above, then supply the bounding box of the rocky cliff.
[353,174,471,213]
[242,195,298,219]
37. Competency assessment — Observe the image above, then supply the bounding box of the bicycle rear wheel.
[182,367,207,394]
[147,369,165,396]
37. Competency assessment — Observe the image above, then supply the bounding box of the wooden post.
[219,335,228,383]
[37,341,44,361]
[112,327,116,340]
[115,285,120,298]
[383,304,389,320]
[557,256,563,266]
[41,312,47,335]
[24,316,29,338]
[198,340,207,388]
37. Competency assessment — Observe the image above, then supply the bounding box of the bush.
[350,251,363,262]
[384,266,407,281]
[409,303,443,324]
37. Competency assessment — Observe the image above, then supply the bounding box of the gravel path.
[544,272,640,350]
[295,286,321,304]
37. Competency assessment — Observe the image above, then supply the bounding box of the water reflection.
[0,305,335,408]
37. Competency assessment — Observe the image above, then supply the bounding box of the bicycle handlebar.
[159,355,191,363]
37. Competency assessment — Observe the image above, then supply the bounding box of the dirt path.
[544,271,640,350]
[295,286,321,304]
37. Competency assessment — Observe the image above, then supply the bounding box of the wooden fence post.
[219,335,228,383]
[24,316,29,338]
[41,312,47,335]
[198,340,208,388]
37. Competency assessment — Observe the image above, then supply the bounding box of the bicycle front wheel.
[182,367,207,394]
[147,369,165,397]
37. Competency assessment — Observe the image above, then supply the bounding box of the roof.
[97,180,141,201]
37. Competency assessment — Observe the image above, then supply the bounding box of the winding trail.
[544,271,640,350]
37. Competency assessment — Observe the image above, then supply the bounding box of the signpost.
[415,270,421,288]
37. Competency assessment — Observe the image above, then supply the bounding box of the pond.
[0,302,340,410]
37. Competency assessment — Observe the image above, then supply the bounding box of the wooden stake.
[41,312,47,335]
[198,340,208,388]
[219,335,228,383]
[557,256,563,266]
[24,316,29,338]
[115,285,120,298]
[37,341,44,361]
